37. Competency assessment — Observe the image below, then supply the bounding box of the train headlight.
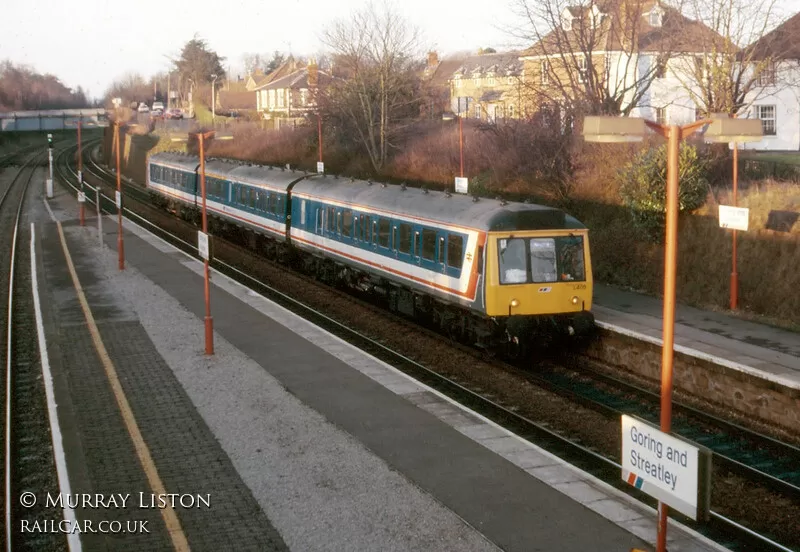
[571,296,579,305]
[510,298,520,308]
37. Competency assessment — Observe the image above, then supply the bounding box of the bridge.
[0,109,109,131]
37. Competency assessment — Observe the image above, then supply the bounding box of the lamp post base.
[118,235,125,271]
[204,316,214,355]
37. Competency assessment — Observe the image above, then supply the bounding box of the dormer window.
[649,6,664,27]
[562,16,573,31]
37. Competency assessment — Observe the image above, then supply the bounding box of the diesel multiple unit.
[147,152,594,354]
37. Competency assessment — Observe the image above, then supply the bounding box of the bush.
[617,143,710,242]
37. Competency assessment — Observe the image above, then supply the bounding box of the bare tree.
[509,0,692,118]
[672,0,791,115]
[321,1,424,172]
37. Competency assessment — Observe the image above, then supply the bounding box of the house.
[446,51,525,122]
[519,0,729,128]
[254,60,332,128]
[217,79,257,115]
[420,51,469,119]
[740,11,800,151]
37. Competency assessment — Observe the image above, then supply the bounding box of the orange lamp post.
[172,130,233,355]
[113,120,125,270]
[583,114,761,552]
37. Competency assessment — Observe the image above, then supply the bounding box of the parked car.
[137,103,150,113]
[165,108,183,120]
[152,101,165,112]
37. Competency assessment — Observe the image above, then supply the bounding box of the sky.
[3,0,800,100]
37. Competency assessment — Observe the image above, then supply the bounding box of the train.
[146,152,595,355]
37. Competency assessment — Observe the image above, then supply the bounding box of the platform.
[24,180,743,552]
[593,285,800,392]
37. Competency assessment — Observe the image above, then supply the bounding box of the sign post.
[197,231,210,261]
[719,205,749,231]
[621,415,712,522]
[46,133,54,198]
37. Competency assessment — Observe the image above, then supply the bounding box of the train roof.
[292,176,586,232]
[149,153,586,231]
[149,152,305,190]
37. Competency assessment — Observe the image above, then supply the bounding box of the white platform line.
[30,223,81,552]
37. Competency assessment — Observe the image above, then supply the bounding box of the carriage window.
[530,238,557,283]
[378,219,390,247]
[363,216,371,242]
[392,227,398,250]
[414,232,420,256]
[327,207,335,231]
[421,229,436,260]
[343,210,353,237]
[276,195,284,216]
[558,236,585,281]
[301,200,306,226]
[337,211,343,234]
[498,238,528,284]
[398,223,412,254]
[447,234,464,268]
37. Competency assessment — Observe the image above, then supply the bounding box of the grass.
[739,151,800,165]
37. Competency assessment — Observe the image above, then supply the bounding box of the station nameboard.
[454,177,468,194]
[198,231,210,261]
[621,415,711,520]
[719,205,749,231]
[317,161,324,174]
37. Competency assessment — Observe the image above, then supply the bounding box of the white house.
[739,12,800,151]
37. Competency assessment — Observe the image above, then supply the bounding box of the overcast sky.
[3,0,800,100]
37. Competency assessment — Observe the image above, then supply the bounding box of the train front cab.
[483,229,594,342]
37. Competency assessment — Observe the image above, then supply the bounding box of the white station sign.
[621,415,711,520]
[719,205,749,231]
[317,161,324,174]
[454,177,468,194]
[198,231,210,260]
[115,191,122,209]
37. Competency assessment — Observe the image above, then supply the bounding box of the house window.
[277,90,284,108]
[300,89,308,105]
[454,76,462,88]
[541,60,549,86]
[649,9,663,27]
[508,105,514,118]
[655,57,667,78]
[577,55,588,83]
[757,62,776,86]
[754,105,776,135]
[474,77,480,86]
[268,90,275,108]
[474,103,481,119]
[488,76,496,86]
[496,105,504,119]
[507,77,513,85]
[562,16,572,31]
[656,107,666,125]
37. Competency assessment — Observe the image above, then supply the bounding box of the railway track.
[2,151,68,552]
[57,141,800,551]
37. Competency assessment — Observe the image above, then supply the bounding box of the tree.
[0,60,91,111]
[510,0,689,118]
[321,2,424,172]
[172,35,226,95]
[617,143,710,242]
[104,72,151,105]
[671,0,792,116]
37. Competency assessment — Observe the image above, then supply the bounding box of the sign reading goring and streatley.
[621,415,711,520]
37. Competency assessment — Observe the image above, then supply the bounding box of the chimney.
[308,58,319,87]
[427,51,439,69]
